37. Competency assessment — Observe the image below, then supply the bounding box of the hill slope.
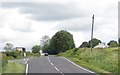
[58,48,118,74]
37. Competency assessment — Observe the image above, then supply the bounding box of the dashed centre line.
[54,67,59,71]
[51,62,54,66]
[47,57,64,75]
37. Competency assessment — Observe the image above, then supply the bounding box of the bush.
[1,53,8,67]
[32,45,41,53]
[26,52,40,57]
[73,48,79,54]
[11,50,20,58]
[6,51,12,56]
[33,53,40,57]
[5,50,21,59]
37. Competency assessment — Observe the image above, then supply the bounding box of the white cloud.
[0,8,33,32]
[0,0,119,51]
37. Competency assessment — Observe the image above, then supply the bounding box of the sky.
[0,0,119,51]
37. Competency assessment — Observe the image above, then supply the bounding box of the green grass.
[0,60,2,75]
[2,62,25,73]
[58,47,118,74]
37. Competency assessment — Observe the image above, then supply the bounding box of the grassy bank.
[0,60,2,75]
[58,47,118,74]
[2,62,25,73]
[0,52,40,75]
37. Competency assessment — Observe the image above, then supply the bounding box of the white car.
[44,53,48,56]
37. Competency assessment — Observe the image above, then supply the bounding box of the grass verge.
[2,62,25,73]
[58,48,118,74]
[0,60,2,75]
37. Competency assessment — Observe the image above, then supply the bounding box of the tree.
[42,44,50,53]
[107,40,118,47]
[40,35,50,47]
[88,38,101,48]
[49,30,75,54]
[40,35,50,53]
[4,43,14,51]
[79,41,89,48]
[32,45,41,53]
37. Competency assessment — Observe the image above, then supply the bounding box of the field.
[58,47,118,74]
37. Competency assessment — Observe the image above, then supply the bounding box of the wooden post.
[90,15,94,51]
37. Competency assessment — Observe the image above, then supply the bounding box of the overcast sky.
[0,0,119,51]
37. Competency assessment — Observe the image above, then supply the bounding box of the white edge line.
[25,64,28,75]
[62,57,95,73]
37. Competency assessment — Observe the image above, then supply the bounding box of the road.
[26,55,96,75]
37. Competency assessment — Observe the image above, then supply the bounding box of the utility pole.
[90,15,94,51]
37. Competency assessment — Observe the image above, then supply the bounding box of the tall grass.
[0,61,1,75]
[2,62,25,73]
[0,52,26,74]
[59,48,118,73]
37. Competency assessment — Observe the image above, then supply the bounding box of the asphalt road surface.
[26,55,96,75]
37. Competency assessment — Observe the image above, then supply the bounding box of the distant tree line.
[79,38,101,48]
[32,30,118,55]
[79,38,118,48]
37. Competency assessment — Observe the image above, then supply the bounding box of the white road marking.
[54,67,59,71]
[51,63,54,66]
[25,58,29,64]
[25,61,27,64]
[27,58,29,61]
[25,64,28,75]
[25,58,29,75]
[47,56,64,75]
[48,57,51,62]
[62,57,95,73]
[60,72,64,75]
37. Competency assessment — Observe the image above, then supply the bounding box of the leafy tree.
[42,44,50,53]
[40,35,50,53]
[40,35,50,47]
[88,38,101,48]
[4,43,14,51]
[32,45,41,53]
[107,40,118,47]
[49,30,75,54]
[79,41,89,48]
